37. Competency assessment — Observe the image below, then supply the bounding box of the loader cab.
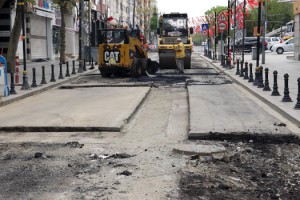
[99,29,130,44]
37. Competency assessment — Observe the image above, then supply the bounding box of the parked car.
[265,37,283,50]
[233,37,267,53]
[272,37,294,54]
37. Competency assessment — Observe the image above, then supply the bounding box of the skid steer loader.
[98,28,159,78]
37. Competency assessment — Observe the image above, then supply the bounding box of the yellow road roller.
[157,13,193,69]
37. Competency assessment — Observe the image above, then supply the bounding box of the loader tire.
[100,70,112,78]
[141,58,149,76]
[131,58,143,78]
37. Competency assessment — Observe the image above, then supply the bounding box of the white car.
[265,37,283,50]
[272,38,294,54]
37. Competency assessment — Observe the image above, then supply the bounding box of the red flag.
[247,0,258,9]
[209,29,214,37]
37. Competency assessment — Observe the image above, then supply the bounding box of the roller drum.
[159,49,191,69]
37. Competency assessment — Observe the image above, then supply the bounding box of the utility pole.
[227,0,231,67]
[233,0,236,65]
[256,1,262,70]
[88,0,91,65]
[78,0,84,73]
[19,0,29,90]
[262,1,267,64]
[214,11,217,60]
[133,0,136,28]
[242,0,246,63]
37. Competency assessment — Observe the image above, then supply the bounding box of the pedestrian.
[143,39,149,52]
[174,38,185,73]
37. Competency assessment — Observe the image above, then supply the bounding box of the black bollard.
[295,78,300,109]
[65,61,70,77]
[58,63,64,79]
[50,64,56,82]
[235,59,240,75]
[83,59,87,71]
[282,73,293,102]
[248,63,254,82]
[10,73,17,94]
[89,57,95,70]
[257,66,264,88]
[263,68,271,91]
[271,71,280,96]
[253,66,260,86]
[244,62,249,80]
[40,66,47,84]
[31,67,37,87]
[72,60,76,75]
[221,54,225,67]
[239,60,244,77]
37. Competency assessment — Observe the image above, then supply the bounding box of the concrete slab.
[173,144,226,156]
[0,87,150,132]
[188,85,294,140]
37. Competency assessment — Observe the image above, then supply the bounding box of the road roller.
[157,13,193,69]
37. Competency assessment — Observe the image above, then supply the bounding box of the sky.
[156,0,228,19]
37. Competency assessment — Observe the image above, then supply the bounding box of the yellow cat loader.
[98,28,158,78]
[157,13,193,69]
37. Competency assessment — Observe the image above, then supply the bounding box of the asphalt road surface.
[0,51,300,200]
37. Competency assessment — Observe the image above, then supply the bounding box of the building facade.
[0,0,152,62]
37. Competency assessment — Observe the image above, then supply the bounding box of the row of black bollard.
[9,58,95,95]
[9,60,96,95]
[235,60,300,109]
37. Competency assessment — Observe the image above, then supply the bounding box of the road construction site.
[0,50,300,199]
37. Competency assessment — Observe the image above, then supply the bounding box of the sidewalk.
[0,59,98,107]
[203,51,300,127]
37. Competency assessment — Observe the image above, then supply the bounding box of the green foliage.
[150,6,158,31]
[205,6,227,17]
[192,33,205,45]
[245,0,293,36]
[51,0,76,10]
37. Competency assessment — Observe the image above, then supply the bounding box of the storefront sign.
[35,9,55,18]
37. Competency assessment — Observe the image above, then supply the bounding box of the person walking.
[174,38,185,73]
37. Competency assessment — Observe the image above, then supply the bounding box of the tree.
[6,0,34,73]
[52,0,76,64]
[150,5,158,31]
[204,5,227,17]
[244,0,293,36]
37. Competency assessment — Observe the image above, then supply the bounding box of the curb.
[0,69,98,107]
[201,55,300,127]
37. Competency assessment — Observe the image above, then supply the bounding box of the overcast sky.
[156,0,228,18]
